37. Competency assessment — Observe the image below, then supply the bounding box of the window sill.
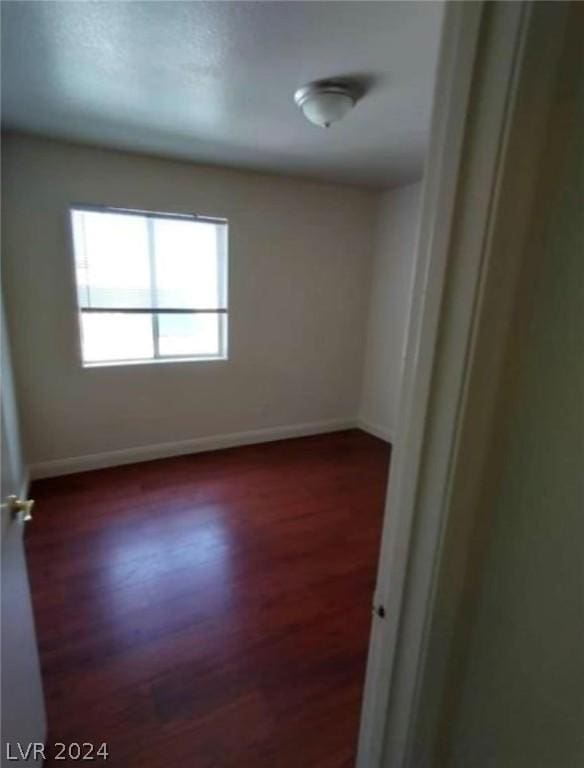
[82,355,229,369]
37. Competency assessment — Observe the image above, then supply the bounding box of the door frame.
[356,2,571,766]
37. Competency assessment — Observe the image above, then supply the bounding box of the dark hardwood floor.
[27,429,390,767]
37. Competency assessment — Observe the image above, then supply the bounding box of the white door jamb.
[355,2,564,766]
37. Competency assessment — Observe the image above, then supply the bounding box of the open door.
[1,310,46,765]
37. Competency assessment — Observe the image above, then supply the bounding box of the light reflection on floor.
[101,509,234,620]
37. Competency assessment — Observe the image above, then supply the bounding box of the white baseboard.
[357,418,395,445]
[29,418,356,480]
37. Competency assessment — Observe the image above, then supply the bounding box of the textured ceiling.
[1,1,443,187]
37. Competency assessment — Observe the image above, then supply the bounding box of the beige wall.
[2,133,379,471]
[359,183,420,441]
[443,13,584,767]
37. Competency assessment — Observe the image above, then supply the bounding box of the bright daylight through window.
[70,207,228,365]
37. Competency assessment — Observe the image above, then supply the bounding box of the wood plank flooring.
[27,430,390,767]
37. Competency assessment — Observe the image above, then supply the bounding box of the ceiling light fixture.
[294,80,359,129]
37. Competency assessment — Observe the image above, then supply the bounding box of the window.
[70,206,228,366]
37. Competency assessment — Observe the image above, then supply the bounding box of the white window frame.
[69,204,229,368]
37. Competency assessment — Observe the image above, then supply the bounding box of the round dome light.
[294,81,358,128]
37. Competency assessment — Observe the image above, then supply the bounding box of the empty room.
[1,1,441,766]
[3,1,584,767]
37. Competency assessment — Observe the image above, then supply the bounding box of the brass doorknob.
[7,495,34,522]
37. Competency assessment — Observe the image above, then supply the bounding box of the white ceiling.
[1,1,443,188]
